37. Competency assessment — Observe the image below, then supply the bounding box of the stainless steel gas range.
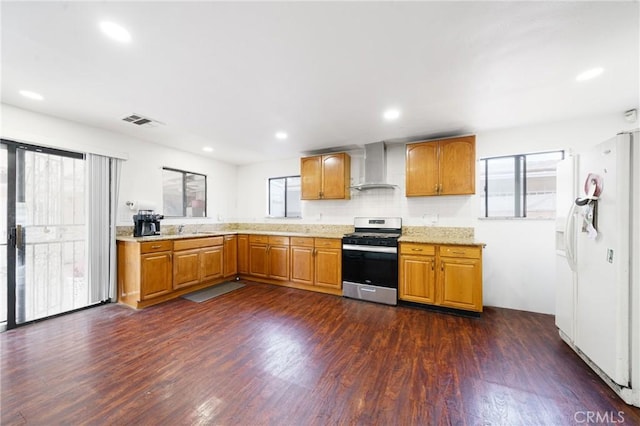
[342,217,402,305]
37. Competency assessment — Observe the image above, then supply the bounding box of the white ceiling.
[2,1,638,165]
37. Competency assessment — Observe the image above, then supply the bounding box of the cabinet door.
[301,156,322,200]
[201,245,224,282]
[224,235,238,278]
[173,249,201,290]
[321,153,350,200]
[249,244,269,278]
[314,247,342,289]
[399,254,437,304]
[406,142,439,196]
[291,246,314,285]
[269,245,290,281]
[237,235,249,274]
[141,252,173,299]
[439,136,475,195]
[439,257,482,312]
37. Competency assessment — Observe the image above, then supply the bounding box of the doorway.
[2,140,91,330]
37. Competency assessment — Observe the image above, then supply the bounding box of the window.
[479,151,564,218]
[269,176,301,218]
[162,167,207,217]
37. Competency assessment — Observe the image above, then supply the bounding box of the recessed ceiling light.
[202,147,214,153]
[19,90,44,101]
[576,67,604,82]
[275,132,288,140]
[383,109,400,121]
[99,21,131,43]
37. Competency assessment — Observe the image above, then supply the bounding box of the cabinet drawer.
[291,237,314,247]
[268,236,289,246]
[314,238,341,249]
[174,236,223,251]
[440,245,481,259]
[249,235,269,244]
[400,243,436,255]
[140,240,173,254]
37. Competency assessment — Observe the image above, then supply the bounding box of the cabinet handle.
[439,183,443,193]
[434,184,438,193]
[151,245,162,249]
[452,251,466,255]
[441,263,444,271]
[411,248,423,252]
[431,262,434,271]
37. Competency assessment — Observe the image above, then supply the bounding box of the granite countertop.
[399,226,485,247]
[398,235,485,246]
[116,230,346,243]
[116,232,231,243]
[115,224,485,246]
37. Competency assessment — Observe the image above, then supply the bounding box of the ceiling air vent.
[121,113,163,128]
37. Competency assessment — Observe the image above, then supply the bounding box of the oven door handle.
[342,244,397,254]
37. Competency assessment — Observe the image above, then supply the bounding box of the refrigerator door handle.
[564,203,577,272]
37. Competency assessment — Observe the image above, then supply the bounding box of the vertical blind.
[86,154,122,303]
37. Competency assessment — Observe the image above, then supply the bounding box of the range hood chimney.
[350,142,398,191]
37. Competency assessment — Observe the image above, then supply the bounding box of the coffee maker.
[133,210,164,237]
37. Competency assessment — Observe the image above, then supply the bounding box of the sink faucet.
[178,225,184,235]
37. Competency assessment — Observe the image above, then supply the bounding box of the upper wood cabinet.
[301,153,351,200]
[406,135,476,196]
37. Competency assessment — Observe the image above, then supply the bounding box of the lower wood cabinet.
[399,242,483,312]
[290,237,342,291]
[118,232,344,308]
[118,240,173,308]
[139,242,174,300]
[118,235,229,309]
[399,243,437,305]
[313,238,342,290]
[173,237,224,290]
[237,234,249,274]
[240,235,342,296]
[439,245,483,312]
[223,235,238,278]
[290,237,314,286]
[248,235,290,281]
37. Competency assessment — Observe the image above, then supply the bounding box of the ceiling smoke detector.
[121,114,163,128]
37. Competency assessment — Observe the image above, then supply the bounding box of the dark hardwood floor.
[2,281,639,425]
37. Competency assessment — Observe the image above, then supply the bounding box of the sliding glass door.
[1,145,7,329]
[2,140,89,329]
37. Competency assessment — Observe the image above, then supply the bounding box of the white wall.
[236,112,637,314]
[4,103,636,314]
[1,104,237,226]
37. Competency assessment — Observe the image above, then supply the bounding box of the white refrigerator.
[555,130,639,407]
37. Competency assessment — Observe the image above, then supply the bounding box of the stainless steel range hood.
[350,142,398,191]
